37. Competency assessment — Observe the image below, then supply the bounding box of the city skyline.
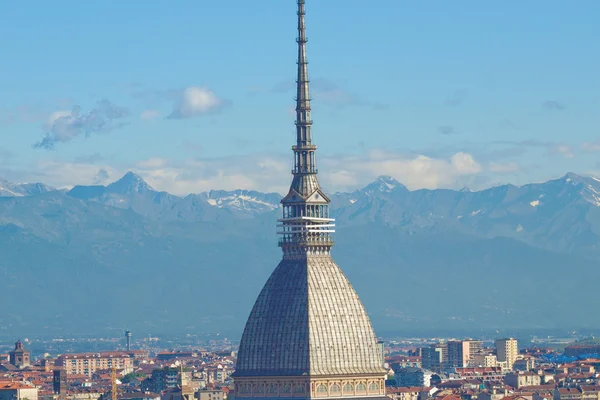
[1,1,599,195]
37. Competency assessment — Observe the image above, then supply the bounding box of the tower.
[125,330,132,351]
[53,368,67,395]
[233,1,387,399]
[9,340,30,369]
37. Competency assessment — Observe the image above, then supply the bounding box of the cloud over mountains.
[35,100,129,149]
[168,86,226,119]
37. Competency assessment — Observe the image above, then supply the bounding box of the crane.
[111,367,118,400]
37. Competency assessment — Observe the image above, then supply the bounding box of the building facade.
[422,345,447,372]
[56,352,134,377]
[0,383,38,400]
[496,339,518,370]
[232,1,387,399]
[394,368,433,388]
[447,341,470,369]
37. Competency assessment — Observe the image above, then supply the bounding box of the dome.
[235,255,385,377]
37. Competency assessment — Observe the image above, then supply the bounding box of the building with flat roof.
[496,338,518,370]
[56,352,133,377]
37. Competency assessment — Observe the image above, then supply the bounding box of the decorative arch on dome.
[343,383,354,394]
[316,384,328,396]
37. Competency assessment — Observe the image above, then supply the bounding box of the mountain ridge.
[1,171,600,335]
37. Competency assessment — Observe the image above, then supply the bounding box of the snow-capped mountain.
[3,171,600,335]
[67,172,281,220]
[204,189,281,215]
[0,179,55,197]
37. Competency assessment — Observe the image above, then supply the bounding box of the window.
[356,383,366,392]
[317,384,327,393]
[343,383,354,393]
[330,384,341,393]
[369,382,379,392]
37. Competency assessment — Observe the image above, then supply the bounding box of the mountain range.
[1,171,600,337]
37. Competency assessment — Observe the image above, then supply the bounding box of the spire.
[296,0,310,119]
[279,0,335,257]
[293,0,316,175]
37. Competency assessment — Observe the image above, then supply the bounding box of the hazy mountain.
[0,179,55,197]
[331,174,600,258]
[67,172,181,219]
[1,172,600,337]
[66,172,281,220]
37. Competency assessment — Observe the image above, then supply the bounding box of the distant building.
[496,338,518,370]
[118,394,160,400]
[0,382,38,400]
[387,387,436,400]
[156,352,195,361]
[9,341,31,369]
[564,345,600,357]
[56,352,134,377]
[553,386,600,400]
[197,390,226,400]
[143,367,180,393]
[504,372,541,388]
[394,368,433,387]
[53,368,68,394]
[471,353,498,368]
[446,341,483,369]
[422,344,447,372]
[514,357,536,372]
[390,356,422,369]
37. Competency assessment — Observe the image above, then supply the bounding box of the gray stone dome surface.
[235,255,385,377]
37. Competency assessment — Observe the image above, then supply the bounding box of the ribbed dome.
[235,255,385,377]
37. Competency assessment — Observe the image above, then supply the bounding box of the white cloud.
[35,100,129,149]
[582,140,600,153]
[140,109,160,121]
[550,144,574,159]
[30,160,120,189]
[487,161,521,174]
[451,152,482,174]
[13,150,490,196]
[168,86,225,119]
[318,150,484,191]
[136,158,168,169]
[46,110,72,126]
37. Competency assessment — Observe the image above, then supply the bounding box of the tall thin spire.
[293,0,316,175]
[279,0,335,257]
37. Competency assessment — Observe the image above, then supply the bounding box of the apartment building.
[56,352,134,377]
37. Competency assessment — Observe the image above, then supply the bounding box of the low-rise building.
[0,382,39,400]
[395,368,433,388]
[505,373,541,389]
[197,390,225,400]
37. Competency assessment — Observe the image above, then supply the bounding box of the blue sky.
[0,0,599,195]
